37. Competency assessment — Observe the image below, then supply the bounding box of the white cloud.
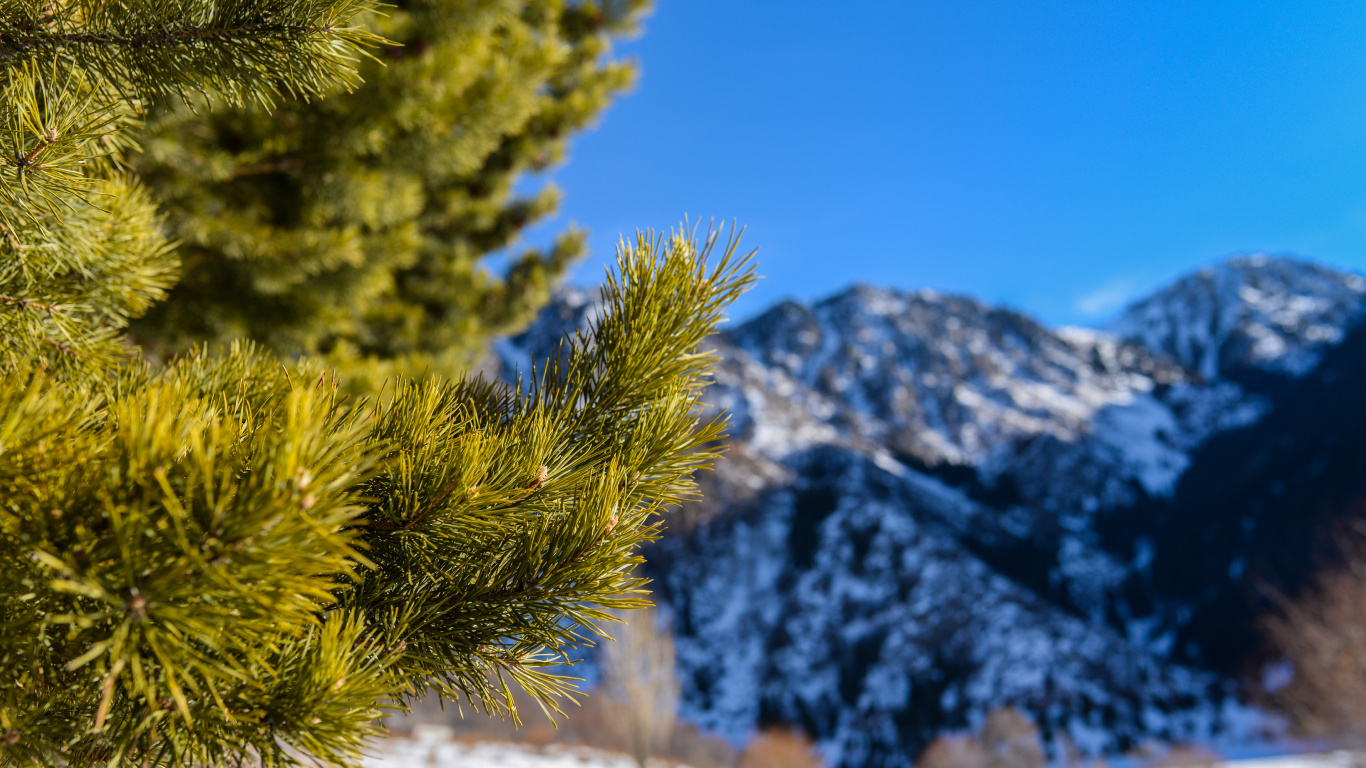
[1074,278,1137,318]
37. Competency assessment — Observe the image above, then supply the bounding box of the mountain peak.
[723,283,1188,470]
[1109,254,1366,384]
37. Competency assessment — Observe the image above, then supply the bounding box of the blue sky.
[517,0,1366,327]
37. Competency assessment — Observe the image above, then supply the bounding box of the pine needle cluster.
[0,2,753,766]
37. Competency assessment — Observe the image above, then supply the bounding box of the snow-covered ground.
[366,726,1362,768]
[1224,753,1363,768]
[365,726,691,768]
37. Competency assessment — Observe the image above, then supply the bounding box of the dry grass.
[1259,535,1366,746]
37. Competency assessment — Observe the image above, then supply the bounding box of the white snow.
[1226,753,1364,768]
[366,727,690,768]
[365,728,1354,768]
[1110,255,1366,379]
[1088,395,1189,495]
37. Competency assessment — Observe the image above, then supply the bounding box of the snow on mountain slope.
[652,446,1258,768]
[728,287,1190,469]
[1109,255,1366,383]
[709,288,1266,629]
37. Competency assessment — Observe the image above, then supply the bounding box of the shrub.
[740,728,825,768]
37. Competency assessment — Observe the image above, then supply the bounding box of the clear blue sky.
[517,0,1366,327]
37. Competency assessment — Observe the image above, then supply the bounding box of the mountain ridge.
[1109,255,1366,386]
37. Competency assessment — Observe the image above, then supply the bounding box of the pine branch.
[0,1,388,243]
[0,0,388,106]
[349,226,756,723]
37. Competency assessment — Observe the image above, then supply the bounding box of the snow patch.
[367,729,682,768]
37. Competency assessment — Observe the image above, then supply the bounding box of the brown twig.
[0,294,60,313]
[93,673,115,731]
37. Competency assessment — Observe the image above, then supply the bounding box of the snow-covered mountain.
[1109,255,1366,384]
[500,255,1366,768]
[727,287,1193,467]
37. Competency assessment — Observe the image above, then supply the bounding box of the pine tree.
[0,3,753,766]
[127,0,650,384]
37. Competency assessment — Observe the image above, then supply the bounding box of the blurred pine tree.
[0,2,751,765]
[130,0,651,383]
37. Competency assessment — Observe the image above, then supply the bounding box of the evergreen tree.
[0,3,753,766]
[129,0,650,383]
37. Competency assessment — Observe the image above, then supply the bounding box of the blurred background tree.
[914,708,1045,768]
[739,728,826,768]
[599,604,679,768]
[131,0,650,385]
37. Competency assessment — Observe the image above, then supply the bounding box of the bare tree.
[600,606,682,768]
[1260,539,1366,745]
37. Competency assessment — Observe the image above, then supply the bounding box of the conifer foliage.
[130,0,650,379]
[0,2,751,766]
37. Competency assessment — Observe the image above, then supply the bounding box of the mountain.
[500,255,1366,768]
[1103,299,1366,674]
[726,286,1192,468]
[1109,255,1366,386]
